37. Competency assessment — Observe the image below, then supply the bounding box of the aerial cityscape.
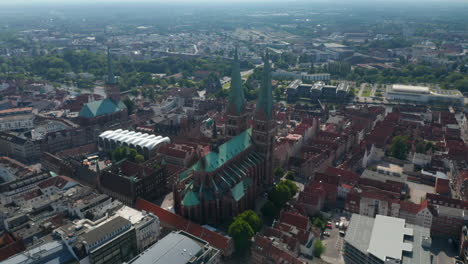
[0,0,467,263]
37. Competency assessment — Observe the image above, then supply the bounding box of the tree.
[313,240,326,258]
[237,210,262,232]
[390,136,409,160]
[261,201,280,220]
[134,154,145,164]
[285,171,295,180]
[312,217,326,230]
[274,167,284,178]
[228,218,254,252]
[268,183,291,208]
[123,98,135,114]
[282,180,298,197]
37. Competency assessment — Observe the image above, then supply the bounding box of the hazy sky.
[1,0,467,3]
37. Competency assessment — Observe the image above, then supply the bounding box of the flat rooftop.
[391,84,430,94]
[127,232,205,264]
[345,214,431,264]
[368,215,413,262]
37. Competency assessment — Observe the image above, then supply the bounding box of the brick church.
[174,49,276,225]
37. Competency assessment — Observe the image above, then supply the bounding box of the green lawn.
[362,89,371,97]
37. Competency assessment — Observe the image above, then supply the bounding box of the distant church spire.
[228,46,245,114]
[255,49,273,120]
[105,47,120,101]
[107,47,116,85]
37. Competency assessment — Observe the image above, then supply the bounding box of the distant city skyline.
[1,0,468,4]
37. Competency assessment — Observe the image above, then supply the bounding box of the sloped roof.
[231,178,253,201]
[78,98,126,118]
[180,128,253,180]
[255,50,273,120]
[135,198,232,252]
[182,189,200,207]
[227,48,245,115]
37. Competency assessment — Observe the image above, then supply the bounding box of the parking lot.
[320,217,346,264]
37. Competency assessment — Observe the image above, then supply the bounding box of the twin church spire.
[227,47,273,119]
[228,47,246,115]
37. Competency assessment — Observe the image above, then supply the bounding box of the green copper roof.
[228,47,245,114]
[255,49,273,119]
[182,189,200,207]
[78,98,127,118]
[180,128,253,180]
[231,178,252,201]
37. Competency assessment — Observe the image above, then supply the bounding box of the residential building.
[56,216,137,264]
[3,241,78,264]
[399,200,433,229]
[251,235,305,264]
[99,159,166,206]
[0,107,35,132]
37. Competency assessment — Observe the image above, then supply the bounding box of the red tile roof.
[324,166,359,185]
[0,233,25,261]
[252,235,305,264]
[135,198,232,253]
[279,211,309,231]
[426,193,468,210]
[435,178,450,195]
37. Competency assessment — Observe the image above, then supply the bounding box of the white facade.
[399,206,433,229]
[272,70,330,81]
[386,84,464,106]
[113,206,161,252]
[98,129,170,157]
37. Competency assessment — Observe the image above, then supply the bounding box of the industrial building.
[343,214,431,264]
[386,84,464,106]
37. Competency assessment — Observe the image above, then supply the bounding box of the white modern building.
[272,69,331,81]
[98,129,170,158]
[386,84,464,106]
[344,214,431,264]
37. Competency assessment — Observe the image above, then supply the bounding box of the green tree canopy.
[313,240,326,258]
[134,154,145,164]
[390,136,409,160]
[268,183,292,208]
[261,201,280,220]
[274,167,284,178]
[236,210,263,233]
[228,218,254,252]
[123,98,135,114]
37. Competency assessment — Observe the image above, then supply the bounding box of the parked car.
[339,231,346,236]
[335,222,340,228]
[326,223,333,229]
[323,232,331,237]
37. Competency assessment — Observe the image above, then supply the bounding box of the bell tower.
[253,49,276,186]
[105,47,120,102]
[225,47,248,139]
